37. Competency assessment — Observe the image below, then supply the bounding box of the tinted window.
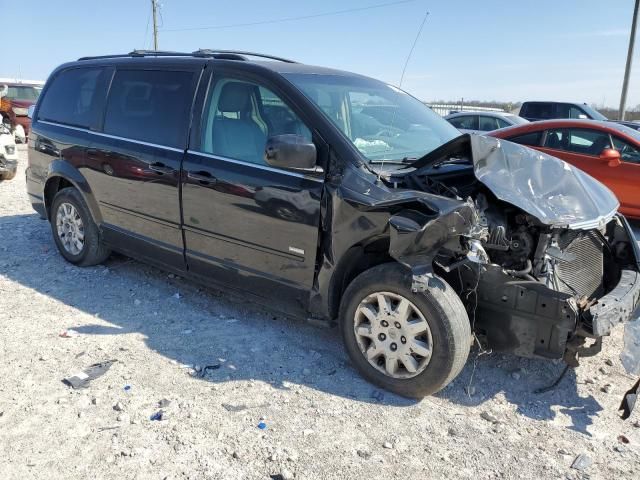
[611,136,640,164]
[5,85,40,101]
[448,115,478,130]
[495,117,511,129]
[200,78,311,166]
[103,70,194,148]
[37,68,102,128]
[522,103,552,119]
[478,116,501,131]
[507,131,543,146]
[544,128,612,155]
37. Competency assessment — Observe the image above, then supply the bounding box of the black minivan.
[27,50,640,399]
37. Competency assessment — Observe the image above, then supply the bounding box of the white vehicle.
[445,111,529,134]
[0,113,18,181]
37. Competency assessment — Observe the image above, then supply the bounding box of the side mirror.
[600,147,621,167]
[27,105,35,119]
[264,134,318,172]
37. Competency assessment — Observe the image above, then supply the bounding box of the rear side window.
[448,115,478,130]
[507,131,543,146]
[103,69,195,148]
[478,116,502,131]
[37,68,102,128]
[521,103,552,119]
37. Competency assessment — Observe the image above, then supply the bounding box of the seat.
[211,82,267,164]
[546,132,562,149]
[589,136,612,155]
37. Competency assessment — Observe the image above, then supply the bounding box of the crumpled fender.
[388,198,476,275]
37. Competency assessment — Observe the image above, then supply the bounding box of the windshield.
[608,122,640,142]
[5,85,40,102]
[506,114,529,125]
[581,104,608,121]
[284,73,460,163]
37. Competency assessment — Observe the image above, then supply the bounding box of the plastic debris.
[150,410,165,421]
[222,403,247,412]
[124,385,131,392]
[63,360,117,389]
[59,329,79,338]
[571,454,592,471]
[257,421,267,430]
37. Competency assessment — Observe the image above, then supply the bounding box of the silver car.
[444,111,529,134]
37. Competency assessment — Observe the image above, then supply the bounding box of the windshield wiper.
[369,157,417,165]
[432,157,471,168]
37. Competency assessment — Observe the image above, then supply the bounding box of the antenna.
[377,10,430,181]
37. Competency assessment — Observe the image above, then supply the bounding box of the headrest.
[218,82,254,112]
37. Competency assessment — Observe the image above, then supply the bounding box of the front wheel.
[50,187,111,266]
[340,263,471,398]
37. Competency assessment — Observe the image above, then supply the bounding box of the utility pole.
[619,0,639,120]
[151,0,159,51]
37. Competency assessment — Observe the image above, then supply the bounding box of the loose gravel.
[1,146,639,479]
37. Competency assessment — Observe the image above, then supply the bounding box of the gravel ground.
[1,146,639,480]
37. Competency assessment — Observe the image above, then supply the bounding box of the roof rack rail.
[192,49,298,63]
[78,49,297,63]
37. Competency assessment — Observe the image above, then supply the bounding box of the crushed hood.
[408,134,620,230]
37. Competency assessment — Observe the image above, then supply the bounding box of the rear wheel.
[50,187,111,266]
[340,263,471,398]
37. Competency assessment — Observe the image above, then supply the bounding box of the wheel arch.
[327,236,395,320]
[44,161,102,225]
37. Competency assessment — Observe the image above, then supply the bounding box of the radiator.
[555,230,604,299]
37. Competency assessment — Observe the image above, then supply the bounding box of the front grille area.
[555,230,604,298]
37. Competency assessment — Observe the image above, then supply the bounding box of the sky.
[1,0,639,108]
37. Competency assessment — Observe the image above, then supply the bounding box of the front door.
[86,66,202,270]
[181,73,324,311]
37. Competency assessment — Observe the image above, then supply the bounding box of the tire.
[340,263,471,398]
[50,187,111,266]
[1,171,16,181]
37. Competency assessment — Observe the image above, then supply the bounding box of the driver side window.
[200,78,311,166]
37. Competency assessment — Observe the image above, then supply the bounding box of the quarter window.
[199,78,311,166]
[37,68,102,128]
[103,70,195,148]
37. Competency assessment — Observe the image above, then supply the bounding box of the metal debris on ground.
[63,360,117,389]
[158,398,172,408]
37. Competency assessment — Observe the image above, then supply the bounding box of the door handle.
[149,162,175,174]
[187,170,216,184]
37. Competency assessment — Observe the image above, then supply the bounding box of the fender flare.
[44,160,103,225]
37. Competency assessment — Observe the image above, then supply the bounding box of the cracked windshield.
[285,73,460,163]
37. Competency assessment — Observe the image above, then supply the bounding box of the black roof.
[73,49,364,78]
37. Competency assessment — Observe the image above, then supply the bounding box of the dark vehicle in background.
[520,101,640,131]
[0,82,41,140]
[26,50,640,400]
[489,119,640,219]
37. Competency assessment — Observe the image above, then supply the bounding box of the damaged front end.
[376,135,640,413]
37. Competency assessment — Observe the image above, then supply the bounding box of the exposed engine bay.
[378,135,640,371]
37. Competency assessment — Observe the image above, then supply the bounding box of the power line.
[161,0,418,33]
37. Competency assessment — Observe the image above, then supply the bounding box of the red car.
[0,82,40,138]
[489,119,640,219]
